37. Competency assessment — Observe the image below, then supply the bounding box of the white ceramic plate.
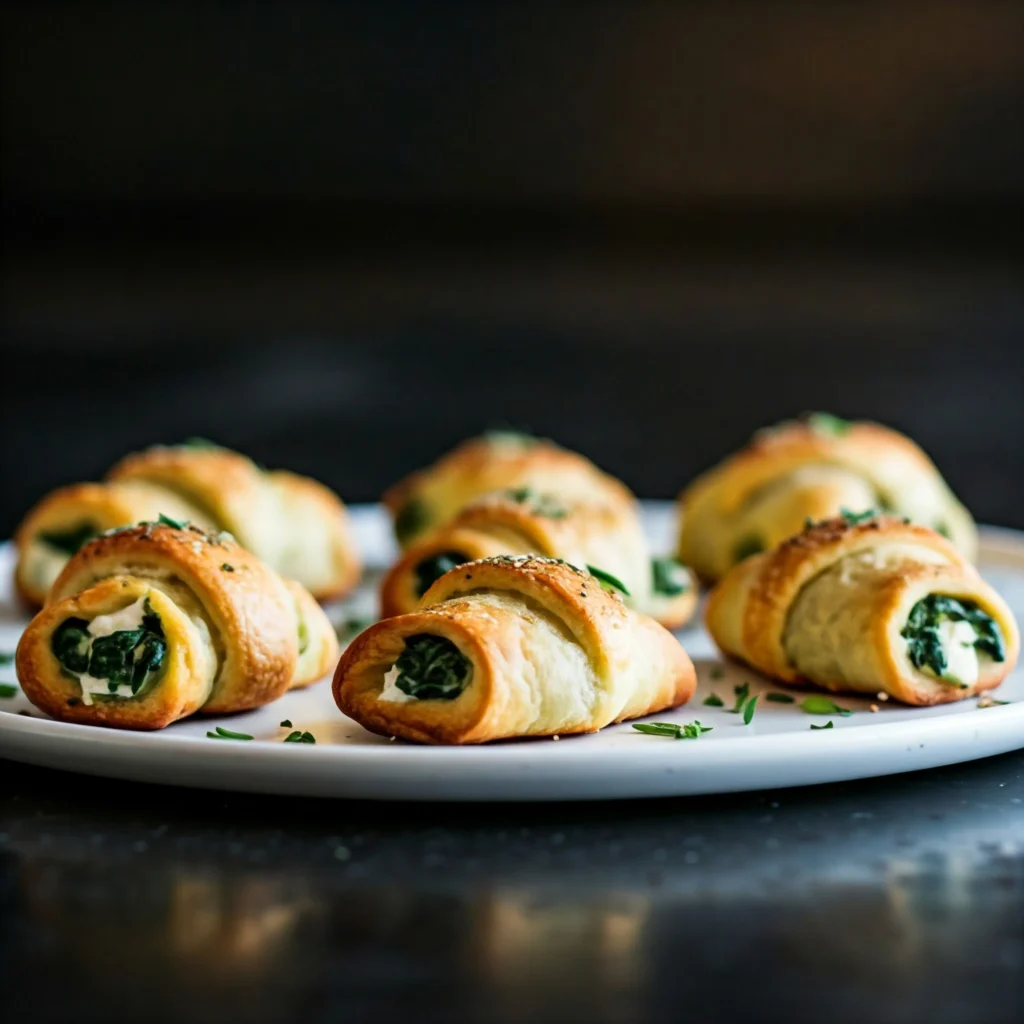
[1,503,1022,801]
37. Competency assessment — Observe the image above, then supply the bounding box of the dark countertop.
[2,753,1022,1024]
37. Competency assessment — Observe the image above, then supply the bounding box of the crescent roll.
[334,555,697,744]
[678,414,977,582]
[706,514,1018,706]
[379,491,697,629]
[15,520,338,730]
[14,441,360,607]
[383,432,637,548]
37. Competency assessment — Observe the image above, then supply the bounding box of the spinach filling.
[38,522,99,556]
[395,498,431,545]
[414,551,468,598]
[51,600,167,697]
[651,557,690,596]
[390,634,472,701]
[733,534,764,564]
[901,594,1004,682]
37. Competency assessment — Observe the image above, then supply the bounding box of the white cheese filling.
[918,619,980,688]
[379,664,414,703]
[76,598,150,705]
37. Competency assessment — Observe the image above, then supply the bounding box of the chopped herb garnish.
[805,412,853,437]
[839,507,877,526]
[810,721,834,730]
[800,695,853,717]
[220,563,235,572]
[710,666,724,680]
[586,565,630,597]
[632,721,712,740]
[742,695,759,725]
[703,693,725,707]
[0,652,14,666]
[180,437,223,450]
[207,726,253,741]
[766,692,795,703]
[934,521,952,539]
[280,719,293,728]
[504,487,568,519]
[157,513,188,530]
[730,682,751,713]
[651,557,690,596]
[0,683,18,699]
[284,730,316,744]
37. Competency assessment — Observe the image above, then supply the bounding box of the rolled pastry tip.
[13,481,216,608]
[379,491,698,630]
[382,431,638,548]
[706,515,1018,706]
[15,521,338,730]
[677,413,978,583]
[336,555,697,744]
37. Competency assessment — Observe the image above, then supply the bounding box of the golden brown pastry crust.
[14,444,360,608]
[379,493,697,629]
[15,522,337,729]
[335,555,697,744]
[13,481,214,607]
[678,419,978,582]
[705,516,1019,705]
[382,434,637,548]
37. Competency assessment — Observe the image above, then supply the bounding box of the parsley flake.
[742,695,759,725]
[280,719,293,728]
[810,721,834,730]
[207,726,253,741]
[805,412,853,437]
[0,683,18,699]
[703,693,725,707]
[284,731,316,744]
[0,652,14,666]
[800,695,853,717]
[586,565,630,597]
[158,513,189,530]
[632,721,712,740]
[766,692,795,703]
[730,682,751,714]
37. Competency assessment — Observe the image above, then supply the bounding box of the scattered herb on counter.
[710,666,724,680]
[0,684,18,699]
[703,693,725,707]
[810,721,834,730]
[730,682,751,713]
[633,721,712,740]
[800,695,853,717]
[158,513,189,530]
[586,565,630,597]
[766,692,795,703]
[0,652,14,666]
[284,731,316,744]
[207,726,253,741]
[742,695,759,725]
[280,719,293,728]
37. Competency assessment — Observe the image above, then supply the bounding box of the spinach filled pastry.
[379,490,697,629]
[15,519,339,730]
[677,413,977,582]
[705,514,1018,706]
[383,432,636,548]
[14,441,360,607]
[335,555,697,744]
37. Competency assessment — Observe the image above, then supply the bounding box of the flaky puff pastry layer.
[678,418,978,582]
[706,517,1018,706]
[379,493,697,629]
[335,555,696,744]
[16,523,338,729]
[382,434,637,548]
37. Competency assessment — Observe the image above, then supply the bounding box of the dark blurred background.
[2,1,1022,535]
